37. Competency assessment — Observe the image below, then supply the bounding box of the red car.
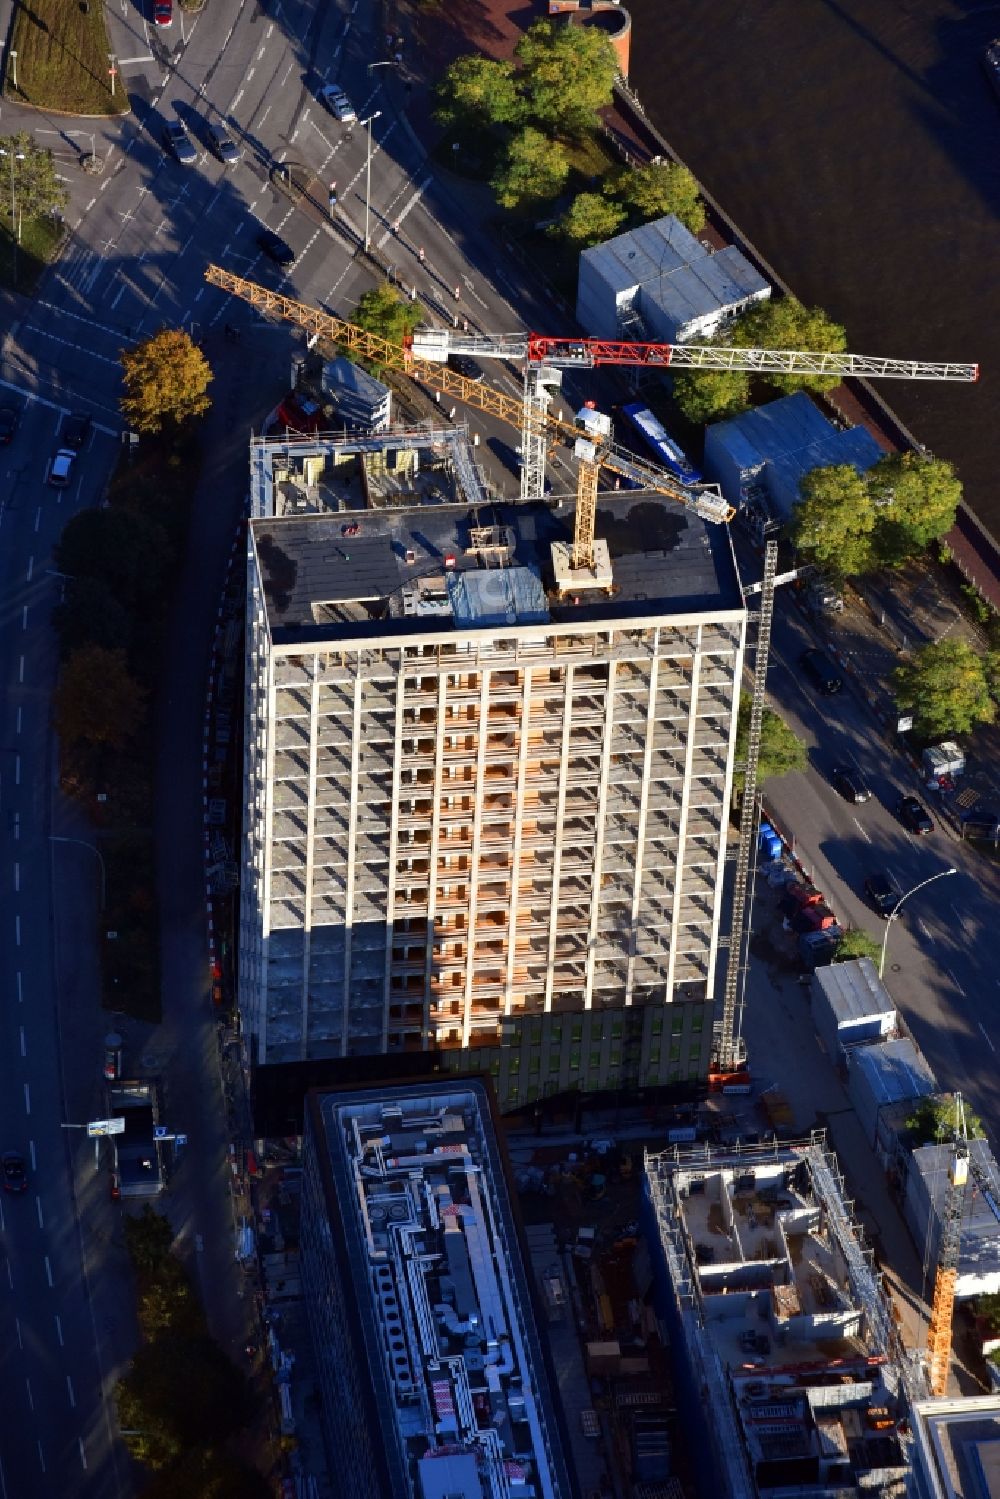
[154,0,173,26]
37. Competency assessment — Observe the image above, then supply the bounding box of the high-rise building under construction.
[238,427,746,1107]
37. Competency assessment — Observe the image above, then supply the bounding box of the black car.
[62,412,92,450]
[864,872,897,918]
[831,765,871,804]
[257,229,295,267]
[164,117,197,165]
[896,794,934,835]
[2,1152,27,1193]
[0,405,20,444]
[448,354,484,382]
[799,647,843,696]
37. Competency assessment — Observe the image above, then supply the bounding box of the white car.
[47,448,77,488]
[319,86,356,123]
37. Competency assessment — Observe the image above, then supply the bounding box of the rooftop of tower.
[250,490,743,645]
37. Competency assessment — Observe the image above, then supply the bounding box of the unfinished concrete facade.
[238,430,746,1104]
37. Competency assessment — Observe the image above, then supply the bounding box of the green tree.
[52,577,132,660]
[434,55,522,131]
[893,638,995,741]
[733,692,807,792]
[116,1334,255,1467]
[54,646,146,750]
[492,126,569,210]
[121,328,213,434]
[124,1205,175,1274]
[1,131,68,225]
[790,464,876,579]
[734,297,848,395]
[832,930,882,965]
[868,452,962,567]
[556,191,626,247]
[351,281,423,349]
[141,1448,272,1499]
[54,508,172,610]
[906,1094,985,1147]
[606,161,705,233]
[671,367,750,425]
[515,20,618,138]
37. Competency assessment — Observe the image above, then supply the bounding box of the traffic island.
[6,0,130,116]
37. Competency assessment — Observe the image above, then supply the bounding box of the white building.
[576,214,770,346]
[238,427,747,1104]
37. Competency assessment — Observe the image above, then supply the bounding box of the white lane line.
[5,1259,12,1288]
[16,971,22,1003]
[852,815,871,844]
[20,324,122,368]
[37,1442,45,1474]
[19,1025,25,1056]
[33,507,40,533]
[55,1314,64,1346]
[29,1141,35,1170]
[14,1318,22,1349]
[0,379,69,422]
[36,1197,43,1230]
[980,1022,997,1054]
[78,1438,87,1471]
[36,299,135,343]
[44,1256,53,1287]
[18,655,24,683]
[12,815,18,842]
[27,555,33,581]
[15,915,21,947]
[23,1081,30,1114]
[15,705,21,733]
[66,1376,76,1409]
[917,917,933,940]
[25,1378,34,1412]
[14,864,19,893]
[15,755,20,786]
[946,968,966,997]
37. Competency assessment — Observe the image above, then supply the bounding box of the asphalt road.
[758,576,1000,1135]
[626,0,1000,535]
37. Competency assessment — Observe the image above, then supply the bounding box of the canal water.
[626,0,1000,536]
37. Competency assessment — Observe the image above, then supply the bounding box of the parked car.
[61,412,92,450]
[257,228,295,266]
[164,118,197,164]
[2,1152,27,1193]
[104,1035,123,1082]
[896,794,934,835]
[47,448,77,488]
[207,120,241,165]
[831,765,871,804]
[799,647,843,696]
[319,86,356,122]
[154,0,173,24]
[864,873,897,918]
[0,405,20,444]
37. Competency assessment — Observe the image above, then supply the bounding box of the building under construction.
[645,1135,916,1498]
[237,425,747,1103]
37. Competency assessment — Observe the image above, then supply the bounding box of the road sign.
[88,1117,125,1137]
[153,1125,168,1138]
[175,1134,188,1147]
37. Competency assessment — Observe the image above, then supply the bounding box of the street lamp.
[0,146,26,285]
[50,835,107,910]
[361,110,382,253]
[879,865,958,979]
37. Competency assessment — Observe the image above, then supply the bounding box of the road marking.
[37,1442,45,1474]
[16,972,22,1004]
[946,967,966,997]
[29,1141,35,1170]
[21,606,27,631]
[23,1082,29,1114]
[15,755,20,786]
[25,1378,33,1412]
[21,324,122,369]
[5,1259,11,1288]
[44,1256,53,1287]
[55,1314,64,1346]
[15,705,21,734]
[36,299,134,344]
[979,1022,997,1054]
[14,1319,21,1349]
[14,864,19,893]
[15,915,20,947]
[66,1376,76,1409]
[25,555,32,580]
[78,1438,87,1471]
[19,1025,25,1056]
[33,507,40,533]
[18,655,24,683]
[12,815,18,842]
[852,815,871,844]
[36,1197,43,1230]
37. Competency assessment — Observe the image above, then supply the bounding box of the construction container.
[586,1340,622,1376]
[846,1038,936,1148]
[810,959,896,1062]
[903,1138,1000,1299]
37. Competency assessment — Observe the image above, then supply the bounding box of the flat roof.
[309,1080,575,1499]
[251,491,743,645]
[912,1397,1000,1499]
